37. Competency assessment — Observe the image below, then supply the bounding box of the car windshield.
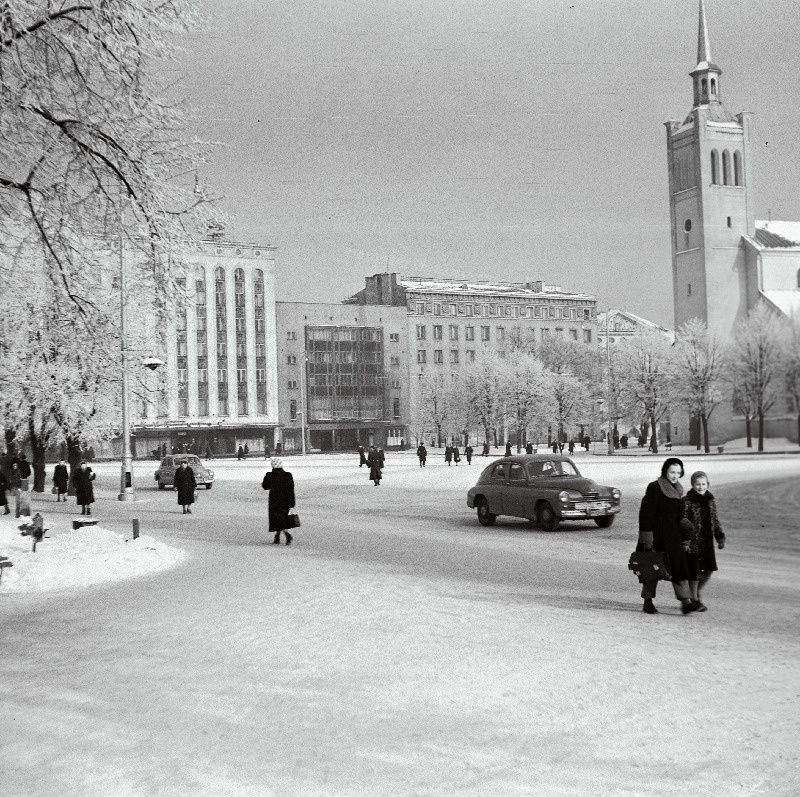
[527,460,579,478]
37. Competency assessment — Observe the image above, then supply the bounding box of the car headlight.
[559,490,582,503]
[611,488,621,500]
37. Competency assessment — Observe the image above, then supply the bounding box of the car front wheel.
[594,515,615,528]
[205,483,212,490]
[477,498,496,527]
[537,502,558,531]
[158,481,165,490]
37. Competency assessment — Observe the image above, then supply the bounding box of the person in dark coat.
[243,444,249,458]
[53,460,69,502]
[17,453,31,490]
[482,441,489,456]
[583,434,590,451]
[452,445,460,465]
[464,444,473,464]
[262,458,296,544]
[0,470,9,515]
[620,434,628,449]
[378,448,385,468]
[74,461,96,515]
[505,441,512,457]
[417,443,427,467]
[358,445,367,467]
[444,445,452,465]
[174,460,197,514]
[682,471,726,611]
[568,439,575,455]
[526,441,533,454]
[637,457,693,615]
[367,446,382,486]
[7,462,22,493]
[551,440,559,454]
[237,445,244,460]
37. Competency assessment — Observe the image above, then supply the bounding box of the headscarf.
[271,457,283,469]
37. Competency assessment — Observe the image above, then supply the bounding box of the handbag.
[287,513,301,528]
[51,484,57,495]
[628,550,672,582]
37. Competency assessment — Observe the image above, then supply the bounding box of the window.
[288,380,298,389]
[217,369,227,383]
[256,369,266,382]
[255,343,265,358]
[217,342,227,358]
[433,325,443,340]
[684,219,692,232]
[569,329,578,340]
[286,331,296,340]
[727,216,732,228]
[490,464,507,483]
[416,325,426,340]
[389,333,400,342]
[449,350,459,364]
[390,356,401,367]
[555,328,563,337]
[392,379,401,389]
[480,326,490,341]
[417,350,427,364]
[449,324,458,341]
[722,150,730,185]
[497,326,505,340]
[177,368,187,384]
[393,398,400,419]
[448,303,456,315]
[509,463,525,482]
[197,369,207,383]
[289,399,297,420]
[583,329,592,344]
[466,350,475,362]
[255,318,265,332]
[465,326,475,341]
[734,150,743,186]
[542,328,550,338]
[178,398,188,416]
[287,355,297,365]
[583,309,591,321]
[687,283,692,296]
[711,149,718,184]
[434,349,443,364]
[236,369,247,384]
[237,343,246,357]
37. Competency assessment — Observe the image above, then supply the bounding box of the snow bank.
[0,515,185,593]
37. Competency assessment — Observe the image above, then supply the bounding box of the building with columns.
[133,239,281,457]
[665,1,800,443]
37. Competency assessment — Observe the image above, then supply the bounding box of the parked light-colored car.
[466,454,621,530]
[154,455,214,490]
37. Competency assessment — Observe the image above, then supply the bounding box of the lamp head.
[142,357,164,371]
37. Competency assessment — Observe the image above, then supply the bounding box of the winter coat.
[465,446,473,462]
[17,458,32,479]
[683,489,725,572]
[452,446,460,462]
[0,472,7,506]
[378,449,385,467]
[358,446,367,466]
[74,467,96,506]
[173,466,197,505]
[7,466,22,491]
[367,451,382,482]
[445,446,452,462]
[505,443,512,457]
[262,468,296,531]
[638,480,690,581]
[417,445,427,461]
[53,464,69,493]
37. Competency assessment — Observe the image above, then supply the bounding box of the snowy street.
[1,451,799,796]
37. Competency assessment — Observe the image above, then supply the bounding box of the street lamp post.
[298,353,308,455]
[605,307,615,456]
[118,201,135,501]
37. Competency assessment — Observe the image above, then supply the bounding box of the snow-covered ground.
[0,515,185,592]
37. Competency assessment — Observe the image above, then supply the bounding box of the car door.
[483,462,509,514]
[504,462,531,518]
[525,460,552,508]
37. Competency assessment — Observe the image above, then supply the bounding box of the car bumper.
[560,504,620,518]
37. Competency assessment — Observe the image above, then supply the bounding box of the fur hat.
[271,457,283,469]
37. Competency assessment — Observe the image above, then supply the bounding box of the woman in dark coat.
[0,470,9,514]
[262,458,296,544]
[53,460,69,502]
[173,460,197,514]
[74,462,96,515]
[366,446,382,486]
[637,457,693,615]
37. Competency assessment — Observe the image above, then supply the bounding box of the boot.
[642,598,657,614]
[86,508,91,516]
[182,507,186,514]
[272,534,281,544]
[681,600,695,615]
[187,507,191,514]
[3,506,9,515]
[285,532,293,546]
[81,506,86,515]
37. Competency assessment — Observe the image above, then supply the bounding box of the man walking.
[417,443,427,467]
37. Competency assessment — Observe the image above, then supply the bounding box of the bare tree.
[729,303,784,452]
[461,354,501,450]
[783,313,800,448]
[616,328,674,454]
[417,372,451,448]
[671,319,726,453]
[497,351,552,451]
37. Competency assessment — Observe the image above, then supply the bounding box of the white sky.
[174,0,800,327]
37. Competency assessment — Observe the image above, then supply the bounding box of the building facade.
[666,2,800,443]
[132,240,281,457]
[275,302,409,452]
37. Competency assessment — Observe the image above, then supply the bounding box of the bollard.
[132,518,139,540]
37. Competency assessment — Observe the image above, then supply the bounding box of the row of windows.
[710,149,743,187]
[411,302,594,320]
[415,325,591,343]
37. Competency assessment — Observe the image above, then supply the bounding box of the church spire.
[697,0,713,66]
[689,0,722,108]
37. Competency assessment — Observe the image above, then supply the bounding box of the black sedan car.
[466,454,621,530]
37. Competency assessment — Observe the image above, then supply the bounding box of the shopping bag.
[628,550,672,582]
[287,513,301,528]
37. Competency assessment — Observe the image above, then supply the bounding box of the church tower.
[665,0,754,336]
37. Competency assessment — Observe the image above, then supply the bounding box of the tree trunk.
[757,410,764,452]
[28,418,47,493]
[701,414,710,454]
[4,428,16,454]
[66,436,82,496]
[649,413,658,454]
[745,417,752,448]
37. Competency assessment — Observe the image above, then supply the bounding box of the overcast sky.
[175,0,800,327]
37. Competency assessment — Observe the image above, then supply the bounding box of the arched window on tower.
[710,78,717,96]
[710,150,718,184]
[734,151,743,186]
[701,78,707,97]
[722,150,730,185]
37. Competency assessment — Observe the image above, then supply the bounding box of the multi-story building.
[596,310,674,347]
[275,302,409,452]
[346,273,599,443]
[132,239,280,457]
